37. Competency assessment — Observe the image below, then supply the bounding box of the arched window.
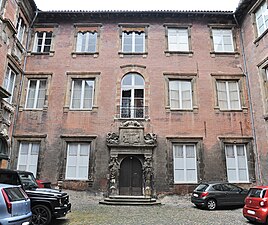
[121,73,144,118]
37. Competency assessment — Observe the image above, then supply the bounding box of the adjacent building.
[0,0,266,198]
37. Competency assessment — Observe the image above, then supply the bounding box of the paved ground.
[51,190,252,225]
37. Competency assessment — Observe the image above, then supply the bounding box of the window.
[0,138,8,159]
[17,142,40,177]
[225,144,249,183]
[76,32,97,53]
[70,79,94,110]
[16,16,26,43]
[173,144,197,183]
[169,80,192,110]
[216,80,241,110]
[212,29,234,52]
[66,143,90,180]
[121,73,144,118]
[3,66,16,103]
[255,1,268,37]
[25,79,47,109]
[167,28,189,52]
[32,31,52,53]
[122,31,145,53]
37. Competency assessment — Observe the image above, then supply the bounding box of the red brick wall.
[13,13,253,192]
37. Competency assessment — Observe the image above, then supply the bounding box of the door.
[119,156,142,196]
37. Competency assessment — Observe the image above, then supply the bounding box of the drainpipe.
[9,10,39,166]
[233,14,263,185]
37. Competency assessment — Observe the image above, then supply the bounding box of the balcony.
[116,106,148,119]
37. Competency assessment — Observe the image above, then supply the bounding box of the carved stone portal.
[106,121,157,197]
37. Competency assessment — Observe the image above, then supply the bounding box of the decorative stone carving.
[143,156,153,197]
[108,156,119,195]
[106,132,119,144]
[122,120,141,127]
[144,133,157,145]
[122,131,140,144]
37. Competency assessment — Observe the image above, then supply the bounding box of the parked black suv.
[0,169,71,225]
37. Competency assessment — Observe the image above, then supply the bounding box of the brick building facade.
[236,0,268,185]
[0,0,266,197]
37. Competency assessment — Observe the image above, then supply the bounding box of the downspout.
[233,14,263,185]
[9,10,39,166]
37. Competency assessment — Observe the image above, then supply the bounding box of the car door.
[222,183,244,205]
[211,184,229,206]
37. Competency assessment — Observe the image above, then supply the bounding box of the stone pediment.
[106,121,156,146]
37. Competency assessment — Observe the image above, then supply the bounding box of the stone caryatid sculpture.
[108,156,119,195]
[143,156,153,197]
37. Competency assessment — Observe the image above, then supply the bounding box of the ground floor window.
[173,144,197,183]
[66,143,90,180]
[225,144,249,183]
[17,142,40,176]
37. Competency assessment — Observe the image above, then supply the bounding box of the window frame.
[225,144,249,183]
[164,73,198,112]
[64,72,100,112]
[25,79,47,110]
[13,134,47,180]
[211,73,247,112]
[60,135,96,183]
[17,142,40,177]
[65,142,91,180]
[255,0,268,37]
[31,25,57,56]
[208,25,238,56]
[19,73,52,111]
[120,73,145,119]
[211,29,234,53]
[219,137,255,183]
[164,24,193,55]
[173,143,198,184]
[16,16,26,44]
[258,58,268,117]
[72,23,101,56]
[167,137,203,185]
[118,24,149,56]
[3,65,17,104]
[70,79,95,110]
[216,80,241,110]
[32,31,52,53]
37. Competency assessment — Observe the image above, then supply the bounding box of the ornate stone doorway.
[106,121,157,197]
[119,156,142,196]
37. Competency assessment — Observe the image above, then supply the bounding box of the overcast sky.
[34,0,241,11]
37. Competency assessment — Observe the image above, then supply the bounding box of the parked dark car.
[191,182,248,210]
[0,183,32,225]
[243,186,268,224]
[0,169,71,225]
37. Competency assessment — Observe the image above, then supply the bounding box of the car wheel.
[206,199,217,210]
[32,204,52,225]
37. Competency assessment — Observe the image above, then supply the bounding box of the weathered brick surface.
[10,12,254,194]
[240,10,268,185]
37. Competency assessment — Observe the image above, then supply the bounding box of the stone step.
[99,196,161,206]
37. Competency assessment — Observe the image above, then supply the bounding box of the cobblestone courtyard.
[51,190,251,225]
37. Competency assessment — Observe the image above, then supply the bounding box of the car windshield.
[18,173,39,189]
[248,188,266,198]
[195,184,208,192]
